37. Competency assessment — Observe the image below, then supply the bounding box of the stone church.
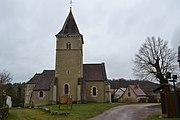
[24,9,111,107]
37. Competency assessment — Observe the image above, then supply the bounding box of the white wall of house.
[6,96,12,108]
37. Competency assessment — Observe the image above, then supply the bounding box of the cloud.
[0,0,180,82]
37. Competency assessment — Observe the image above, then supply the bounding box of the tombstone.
[6,96,12,108]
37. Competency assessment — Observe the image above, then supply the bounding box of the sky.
[1,0,180,83]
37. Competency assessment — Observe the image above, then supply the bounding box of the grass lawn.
[7,103,124,120]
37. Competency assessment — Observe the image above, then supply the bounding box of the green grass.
[7,103,124,120]
[148,104,161,109]
[43,103,124,120]
[7,108,62,120]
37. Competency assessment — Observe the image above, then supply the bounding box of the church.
[24,9,111,107]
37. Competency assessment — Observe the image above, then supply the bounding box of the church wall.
[31,91,51,107]
[49,84,57,104]
[85,81,105,102]
[24,84,35,107]
[105,83,111,102]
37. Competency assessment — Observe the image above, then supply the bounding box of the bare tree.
[133,37,177,84]
[0,70,12,84]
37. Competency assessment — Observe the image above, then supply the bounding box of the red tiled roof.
[83,63,107,81]
[129,85,146,96]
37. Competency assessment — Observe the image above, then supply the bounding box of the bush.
[0,106,9,120]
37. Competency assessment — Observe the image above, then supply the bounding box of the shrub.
[0,106,9,120]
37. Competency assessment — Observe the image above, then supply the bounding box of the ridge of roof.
[57,9,80,36]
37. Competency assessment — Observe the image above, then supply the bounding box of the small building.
[153,83,180,118]
[120,84,148,103]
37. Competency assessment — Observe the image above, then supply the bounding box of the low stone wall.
[0,107,9,120]
[37,107,70,116]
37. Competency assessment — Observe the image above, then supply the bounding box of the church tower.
[55,9,84,102]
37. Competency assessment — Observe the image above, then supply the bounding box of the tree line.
[0,70,25,107]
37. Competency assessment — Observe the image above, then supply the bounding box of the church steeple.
[57,9,80,35]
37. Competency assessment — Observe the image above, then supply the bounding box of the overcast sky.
[1,0,180,83]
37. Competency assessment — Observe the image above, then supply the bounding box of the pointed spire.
[57,9,80,36]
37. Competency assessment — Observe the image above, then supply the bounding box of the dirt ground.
[89,103,161,120]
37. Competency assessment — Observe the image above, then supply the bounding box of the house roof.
[83,63,107,81]
[109,79,160,95]
[26,73,41,84]
[129,85,146,96]
[57,9,80,35]
[27,70,55,91]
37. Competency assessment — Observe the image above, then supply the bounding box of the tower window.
[39,91,44,98]
[66,42,71,49]
[64,84,70,95]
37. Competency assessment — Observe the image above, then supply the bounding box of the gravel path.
[89,103,161,120]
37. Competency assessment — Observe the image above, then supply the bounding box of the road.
[89,103,161,120]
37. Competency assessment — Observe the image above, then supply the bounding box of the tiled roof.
[109,79,160,95]
[26,63,107,90]
[83,63,107,81]
[27,70,55,91]
[57,9,80,35]
[26,73,41,84]
[129,85,146,96]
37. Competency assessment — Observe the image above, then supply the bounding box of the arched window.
[66,42,71,49]
[92,87,97,96]
[39,91,44,98]
[64,84,69,95]
[91,86,97,97]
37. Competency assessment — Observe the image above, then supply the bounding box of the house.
[109,79,160,103]
[24,9,111,107]
[110,88,126,102]
[120,84,148,103]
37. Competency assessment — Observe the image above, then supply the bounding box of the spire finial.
[70,0,73,10]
